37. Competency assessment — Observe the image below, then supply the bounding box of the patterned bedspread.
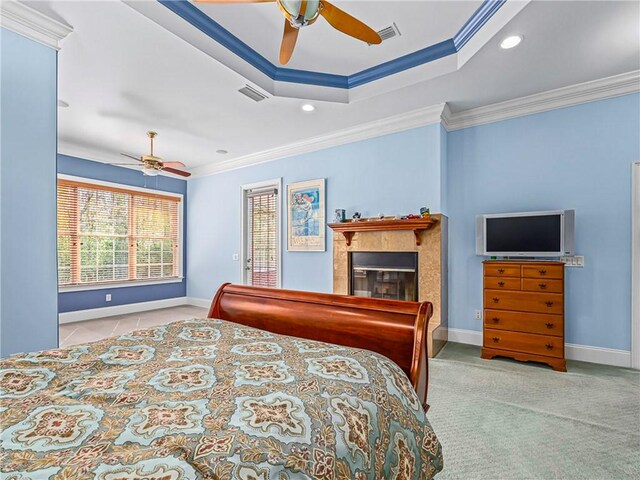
[0,318,443,479]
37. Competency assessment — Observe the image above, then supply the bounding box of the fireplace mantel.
[328,217,438,246]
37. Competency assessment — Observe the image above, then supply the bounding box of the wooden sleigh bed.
[0,283,443,479]
[209,283,434,410]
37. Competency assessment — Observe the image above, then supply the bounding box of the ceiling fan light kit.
[195,0,382,65]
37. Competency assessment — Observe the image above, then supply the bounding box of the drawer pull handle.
[539,269,547,275]
[492,297,500,303]
[545,301,554,307]
[498,268,505,274]
[539,283,547,289]
[492,317,500,323]
[498,281,505,287]
[545,322,554,329]
[545,343,554,350]
[492,337,500,343]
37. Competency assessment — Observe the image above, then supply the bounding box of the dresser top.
[482,260,565,266]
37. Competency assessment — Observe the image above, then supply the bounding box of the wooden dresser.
[481,261,566,371]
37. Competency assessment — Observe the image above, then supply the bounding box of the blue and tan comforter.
[0,318,443,479]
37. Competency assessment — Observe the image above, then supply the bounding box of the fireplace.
[350,252,418,301]
[330,213,448,358]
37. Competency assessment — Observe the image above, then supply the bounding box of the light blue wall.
[1,28,58,357]
[447,93,640,351]
[187,125,444,301]
[57,154,188,313]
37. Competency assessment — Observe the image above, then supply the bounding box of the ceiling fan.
[114,131,191,177]
[194,0,382,64]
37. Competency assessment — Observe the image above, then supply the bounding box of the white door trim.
[240,178,282,288]
[632,162,640,369]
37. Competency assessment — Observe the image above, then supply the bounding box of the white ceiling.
[32,0,639,176]
[194,1,482,75]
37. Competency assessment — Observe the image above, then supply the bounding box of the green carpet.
[427,343,640,479]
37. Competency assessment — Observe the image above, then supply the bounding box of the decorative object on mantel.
[334,209,346,223]
[420,207,431,218]
[352,211,362,221]
[329,217,438,246]
[287,178,325,252]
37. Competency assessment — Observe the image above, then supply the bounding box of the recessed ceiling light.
[216,149,228,155]
[57,99,69,108]
[301,103,315,112]
[500,35,523,49]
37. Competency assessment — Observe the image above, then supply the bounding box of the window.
[243,181,281,288]
[57,178,182,288]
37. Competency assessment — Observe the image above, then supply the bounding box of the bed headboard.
[208,283,433,409]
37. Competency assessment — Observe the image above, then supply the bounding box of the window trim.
[57,174,184,293]
[241,178,282,288]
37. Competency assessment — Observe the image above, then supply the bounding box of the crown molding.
[189,103,448,177]
[444,70,640,130]
[0,0,72,50]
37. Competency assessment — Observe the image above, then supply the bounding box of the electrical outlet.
[474,310,482,320]
[560,255,585,268]
[105,294,112,302]
[232,253,239,261]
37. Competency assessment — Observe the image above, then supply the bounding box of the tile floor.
[59,305,208,347]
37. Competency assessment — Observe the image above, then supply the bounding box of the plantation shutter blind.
[247,187,278,288]
[57,179,180,287]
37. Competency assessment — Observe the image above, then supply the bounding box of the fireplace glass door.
[350,252,418,301]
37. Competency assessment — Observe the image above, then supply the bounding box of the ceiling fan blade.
[279,19,299,65]
[121,153,143,162]
[162,166,192,177]
[319,1,381,45]
[161,161,186,168]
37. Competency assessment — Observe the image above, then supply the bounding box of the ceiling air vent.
[369,22,401,45]
[238,84,268,102]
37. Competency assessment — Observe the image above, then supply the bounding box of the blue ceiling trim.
[158,0,505,90]
[454,0,507,50]
[348,39,456,88]
[274,68,348,89]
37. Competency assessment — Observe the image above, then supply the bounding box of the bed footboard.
[208,283,433,409]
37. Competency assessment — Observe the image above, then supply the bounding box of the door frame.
[632,162,640,369]
[240,178,283,288]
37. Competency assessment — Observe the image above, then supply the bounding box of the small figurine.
[334,209,346,223]
[420,207,430,218]
[352,211,362,221]
[378,213,385,220]
[406,214,421,219]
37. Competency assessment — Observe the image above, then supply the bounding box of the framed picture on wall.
[287,178,325,252]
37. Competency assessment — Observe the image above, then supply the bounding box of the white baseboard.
[445,328,632,368]
[58,297,189,324]
[447,328,483,346]
[187,297,212,309]
[564,343,632,368]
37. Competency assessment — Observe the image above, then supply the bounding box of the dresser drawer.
[522,278,563,293]
[484,290,564,314]
[484,329,563,358]
[484,264,520,277]
[522,264,563,279]
[484,309,563,336]
[484,276,521,291]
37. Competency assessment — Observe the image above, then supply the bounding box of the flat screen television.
[476,210,575,257]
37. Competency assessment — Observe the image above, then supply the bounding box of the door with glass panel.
[242,182,281,288]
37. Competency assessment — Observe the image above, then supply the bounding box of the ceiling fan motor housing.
[278,0,320,27]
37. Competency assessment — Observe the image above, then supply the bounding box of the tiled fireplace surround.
[332,214,448,357]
